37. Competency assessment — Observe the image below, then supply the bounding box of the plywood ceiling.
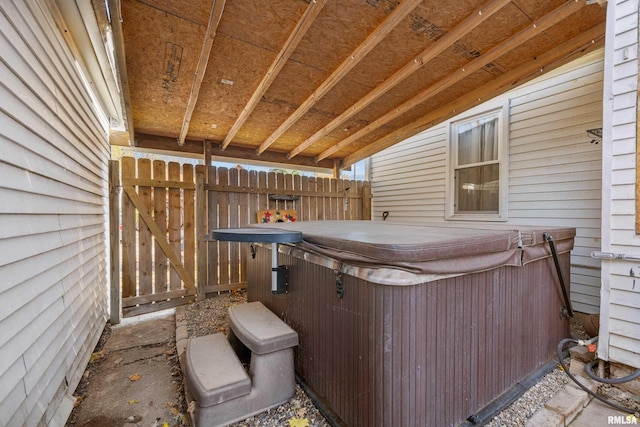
[115,0,606,170]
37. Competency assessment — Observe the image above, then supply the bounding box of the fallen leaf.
[73,396,83,408]
[128,374,142,381]
[128,399,139,405]
[163,423,169,427]
[89,351,104,363]
[288,418,310,427]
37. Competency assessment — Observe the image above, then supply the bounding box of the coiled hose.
[557,338,639,415]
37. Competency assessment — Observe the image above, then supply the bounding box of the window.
[446,108,508,220]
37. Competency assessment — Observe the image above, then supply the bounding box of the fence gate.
[116,157,200,317]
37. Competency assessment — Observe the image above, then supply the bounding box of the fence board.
[196,168,207,301]
[275,172,284,211]
[324,178,332,220]
[218,167,230,286]
[184,165,195,282]
[153,160,168,293]
[121,157,136,298]
[168,162,181,290]
[207,166,219,288]
[258,171,268,214]
[293,174,302,216]
[308,177,317,221]
[249,171,258,222]
[109,160,121,324]
[138,159,152,295]
[229,168,240,285]
[239,169,250,284]
[284,173,294,212]
[333,179,344,220]
[268,172,276,211]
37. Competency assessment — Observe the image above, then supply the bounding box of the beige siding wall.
[0,1,109,425]
[600,0,640,368]
[371,49,604,315]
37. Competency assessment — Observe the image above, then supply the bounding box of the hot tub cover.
[251,221,575,278]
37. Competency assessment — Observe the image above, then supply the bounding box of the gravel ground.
[182,291,618,427]
[485,368,570,427]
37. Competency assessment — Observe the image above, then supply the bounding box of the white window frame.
[445,105,509,221]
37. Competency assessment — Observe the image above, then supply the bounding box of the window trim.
[445,105,509,221]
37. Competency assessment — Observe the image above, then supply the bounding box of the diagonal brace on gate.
[123,184,196,290]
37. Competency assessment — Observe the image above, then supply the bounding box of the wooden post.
[332,158,341,179]
[196,170,207,301]
[362,182,372,220]
[109,160,121,324]
[204,140,212,184]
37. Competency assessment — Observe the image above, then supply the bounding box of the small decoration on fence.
[257,209,297,223]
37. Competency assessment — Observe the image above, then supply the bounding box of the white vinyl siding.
[0,1,109,425]
[599,0,640,368]
[371,49,604,315]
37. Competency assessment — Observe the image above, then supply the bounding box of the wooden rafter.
[342,21,606,168]
[317,0,585,162]
[221,0,327,150]
[256,0,422,155]
[286,0,512,159]
[177,0,226,146]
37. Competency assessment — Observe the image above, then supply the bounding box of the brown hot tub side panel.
[248,246,570,427]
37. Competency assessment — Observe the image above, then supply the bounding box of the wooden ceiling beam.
[107,0,134,145]
[220,0,327,150]
[287,0,512,159]
[256,0,422,155]
[177,0,226,146]
[135,133,336,169]
[342,21,606,168]
[318,0,585,162]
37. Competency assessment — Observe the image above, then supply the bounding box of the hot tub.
[245,220,575,426]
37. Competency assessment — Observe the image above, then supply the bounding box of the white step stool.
[185,302,298,427]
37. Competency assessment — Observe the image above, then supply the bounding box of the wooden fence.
[112,157,371,318]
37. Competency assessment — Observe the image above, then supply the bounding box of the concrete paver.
[569,399,637,427]
[68,310,181,427]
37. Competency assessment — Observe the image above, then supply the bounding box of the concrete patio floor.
[66,310,184,427]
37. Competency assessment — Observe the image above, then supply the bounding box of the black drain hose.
[585,358,640,384]
[544,233,573,318]
[557,338,638,415]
